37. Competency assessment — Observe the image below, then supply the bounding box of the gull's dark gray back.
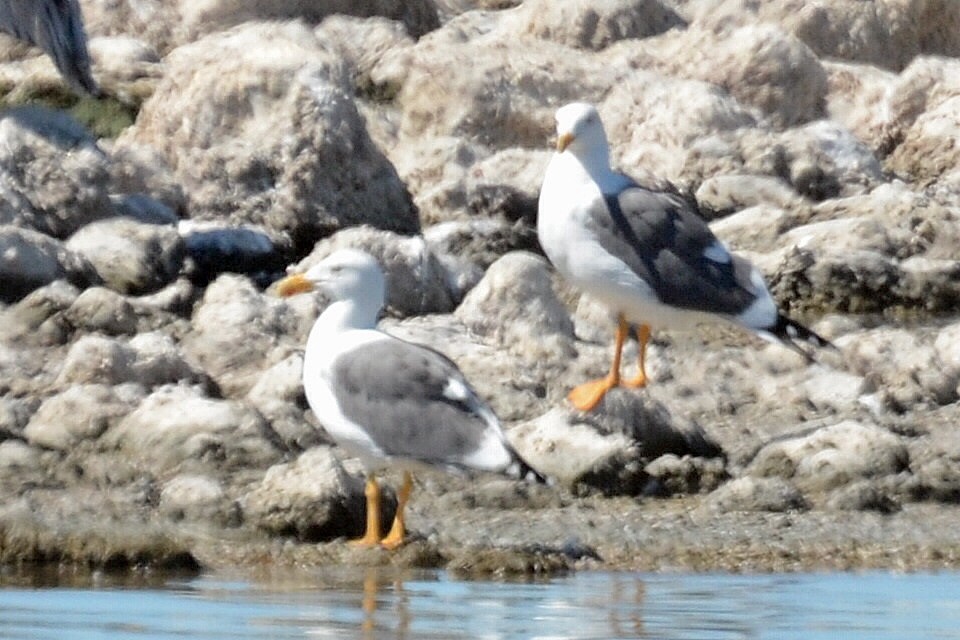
[0,0,99,95]
[591,183,759,316]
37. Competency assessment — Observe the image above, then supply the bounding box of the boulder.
[839,328,959,410]
[703,476,808,513]
[178,220,289,285]
[295,227,456,316]
[240,446,366,541]
[506,0,685,51]
[158,474,236,526]
[0,107,114,238]
[0,227,92,303]
[176,0,440,41]
[121,22,417,250]
[424,217,540,302]
[382,18,623,149]
[690,0,960,71]
[24,384,143,451]
[246,354,328,452]
[623,24,827,128]
[66,218,184,295]
[455,252,575,359]
[104,385,283,474]
[747,420,909,492]
[183,274,308,397]
[510,390,722,494]
[56,333,205,389]
[600,71,756,181]
[63,287,138,335]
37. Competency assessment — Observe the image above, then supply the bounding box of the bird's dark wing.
[583,178,761,316]
[0,0,99,95]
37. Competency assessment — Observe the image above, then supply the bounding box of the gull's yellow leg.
[623,324,651,388]
[380,471,413,550]
[568,314,629,412]
[350,476,382,547]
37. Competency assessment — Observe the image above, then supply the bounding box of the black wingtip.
[768,314,836,362]
[507,453,550,485]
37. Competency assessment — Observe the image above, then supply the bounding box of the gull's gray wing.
[0,0,99,95]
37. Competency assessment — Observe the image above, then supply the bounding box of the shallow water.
[1,567,959,639]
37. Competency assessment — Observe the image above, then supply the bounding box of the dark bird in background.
[0,0,100,96]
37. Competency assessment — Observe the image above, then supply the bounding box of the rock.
[507,0,685,51]
[81,0,182,57]
[23,384,143,451]
[315,15,414,98]
[824,480,901,513]
[464,148,551,225]
[0,440,41,477]
[66,218,184,295]
[177,0,440,41]
[696,175,803,220]
[912,454,960,503]
[240,447,366,541]
[295,227,456,316]
[801,369,869,414]
[776,121,884,198]
[884,57,960,142]
[158,474,235,526]
[710,25,827,127]
[121,22,417,250]
[178,220,289,285]
[703,476,808,513]
[0,107,114,238]
[109,194,179,226]
[107,143,188,217]
[748,420,909,492]
[0,397,37,438]
[691,0,960,72]
[89,34,161,70]
[644,454,728,496]
[627,24,827,128]
[424,218,539,302]
[104,385,282,475]
[64,287,138,335]
[509,407,641,494]
[839,329,959,410]
[823,61,897,151]
[56,333,205,389]
[127,332,207,389]
[384,19,621,149]
[0,226,92,303]
[455,252,575,358]
[510,391,722,494]
[885,95,960,186]
[183,274,308,397]
[246,354,328,452]
[600,70,756,181]
[0,279,79,344]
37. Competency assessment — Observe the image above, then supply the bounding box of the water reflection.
[1,567,960,639]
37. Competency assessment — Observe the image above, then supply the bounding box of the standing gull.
[538,102,832,412]
[276,249,546,549]
[0,0,100,95]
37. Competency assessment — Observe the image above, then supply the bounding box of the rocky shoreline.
[2,0,960,577]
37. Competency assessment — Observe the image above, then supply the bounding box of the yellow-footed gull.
[537,102,833,412]
[276,249,546,549]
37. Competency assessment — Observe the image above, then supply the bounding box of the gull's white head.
[277,248,386,307]
[554,102,610,163]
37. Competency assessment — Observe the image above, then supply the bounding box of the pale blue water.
[1,568,959,639]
